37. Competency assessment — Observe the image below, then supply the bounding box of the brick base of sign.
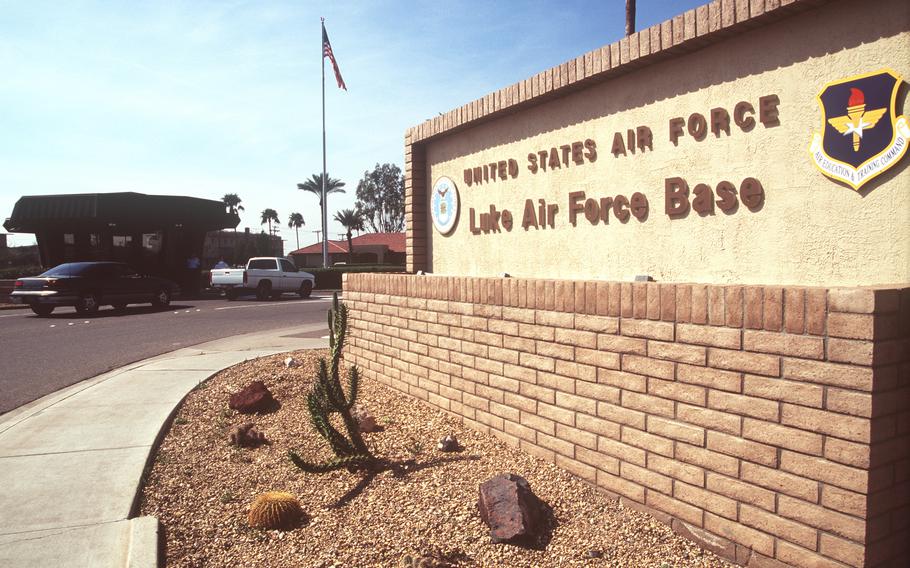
[343,273,909,568]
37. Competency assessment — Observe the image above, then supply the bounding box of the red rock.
[477,473,544,544]
[229,423,267,447]
[352,405,379,433]
[228,381,276,414]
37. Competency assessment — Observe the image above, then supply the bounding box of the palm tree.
[288,212,305,250]
[222,193,245,214]
[333,208,364,264]
[297,174,346,209]
[260,208,279,236]
[222,194,245,231]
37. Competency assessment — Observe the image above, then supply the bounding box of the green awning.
[3,192,240,233]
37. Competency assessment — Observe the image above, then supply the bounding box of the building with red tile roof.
[289,232,404,267]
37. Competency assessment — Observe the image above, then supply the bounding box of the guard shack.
[3,192,239,283]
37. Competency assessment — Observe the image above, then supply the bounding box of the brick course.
[345,274,909,568]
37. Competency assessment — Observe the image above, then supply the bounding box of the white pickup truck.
[210,257,315,300]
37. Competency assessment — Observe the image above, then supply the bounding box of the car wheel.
[298,281,313,299]
[112,302,128,310]
[152,288,171,307]
[256,281,272,301]
[31,305,54,316]
[225,289,238,301]
[75,292,100,315]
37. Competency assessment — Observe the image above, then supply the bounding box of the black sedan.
[10,262,180,316]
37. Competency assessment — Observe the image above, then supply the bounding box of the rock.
[437,434,460,452]
[228,381,276,414]
[229,423,267,447]
[586,549,603,559]
[477,473,545,544]
[352,405,379,433]
[284,357,298,368]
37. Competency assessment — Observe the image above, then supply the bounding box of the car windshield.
[39,262,122,277]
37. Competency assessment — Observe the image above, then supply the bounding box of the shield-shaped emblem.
[809,69,909,190]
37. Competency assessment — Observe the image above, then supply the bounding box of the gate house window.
[142,232,162,262]
[142,232,162,253]
[113,235,133,262]
[63,233,76,261]
[113,235,132,248]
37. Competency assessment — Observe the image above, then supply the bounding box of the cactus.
[288,292,375,473]
[247,491,303,529]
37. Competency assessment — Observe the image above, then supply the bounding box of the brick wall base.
[344,273,909,568]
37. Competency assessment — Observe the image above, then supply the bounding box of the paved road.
[0,292,338,415]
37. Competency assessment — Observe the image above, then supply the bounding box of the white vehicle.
[210,257,315,300]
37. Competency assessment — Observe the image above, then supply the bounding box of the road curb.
[122,340,326,567]
[126,517,159,568]
[0,324,329,567]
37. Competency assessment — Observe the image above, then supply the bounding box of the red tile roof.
[289,232,404,255]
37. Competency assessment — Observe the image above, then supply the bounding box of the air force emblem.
[431,176,459,235]
[809,69,908,190]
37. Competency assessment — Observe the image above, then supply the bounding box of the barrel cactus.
[247,491,303,529]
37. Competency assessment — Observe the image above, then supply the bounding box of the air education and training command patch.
[809,69,909,190]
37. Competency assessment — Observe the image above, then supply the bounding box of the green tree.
[260,208,279,236]
[297,174,346,209]
[354,163,404,233]
[222,194,245,231]
[287,212,305,250]
[222,193,245,213]
[333,208,364,264]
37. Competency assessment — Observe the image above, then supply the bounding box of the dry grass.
[140,350,731,568]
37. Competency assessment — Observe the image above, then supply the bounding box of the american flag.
[322,24,346,91]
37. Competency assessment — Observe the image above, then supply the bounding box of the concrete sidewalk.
[0,324,329,568]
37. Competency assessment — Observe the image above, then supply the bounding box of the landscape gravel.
[140,349,732,568]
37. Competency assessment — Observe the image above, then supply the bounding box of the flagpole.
[320,18,329,269]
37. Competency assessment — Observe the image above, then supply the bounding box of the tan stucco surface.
[425,0,910,287]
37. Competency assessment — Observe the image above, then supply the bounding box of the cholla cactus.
[247,491,303,529]
[288,293,374,473]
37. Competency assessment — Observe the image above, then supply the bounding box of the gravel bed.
[140,349,732,568]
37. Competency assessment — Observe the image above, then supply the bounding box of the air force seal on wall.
[810,69,909,190]
[431,176,459,235]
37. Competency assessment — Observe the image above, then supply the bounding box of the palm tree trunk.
[295,228,300,250]
[347,231,353,264]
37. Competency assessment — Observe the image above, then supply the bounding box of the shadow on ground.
[329,455,482,509]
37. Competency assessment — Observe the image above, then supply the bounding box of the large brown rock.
[477,473,544,544]
[229,381,276,414]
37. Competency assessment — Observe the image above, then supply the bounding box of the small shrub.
[405,437,424,457]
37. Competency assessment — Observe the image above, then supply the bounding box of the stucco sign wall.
[417,0,910,288]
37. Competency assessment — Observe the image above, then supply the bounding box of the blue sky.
[1,0,704,250]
